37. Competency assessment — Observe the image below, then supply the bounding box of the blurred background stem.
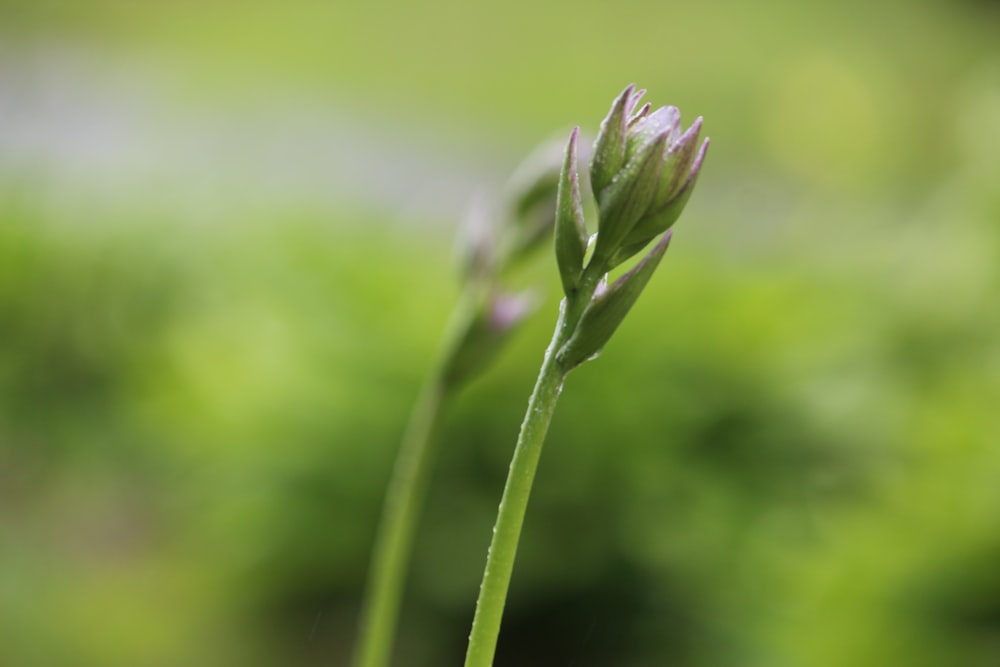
[351,373,451,667]
[350,300,473,667]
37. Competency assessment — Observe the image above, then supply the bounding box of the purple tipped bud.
[627,103,652,128]
[611,136,709,266]
[590,84,635,203]
[591,131,667,263]
[625,106,680,160]
[586,87,709,269]
[656,118,703,207]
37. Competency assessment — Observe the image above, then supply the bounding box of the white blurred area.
[0,47,509,223]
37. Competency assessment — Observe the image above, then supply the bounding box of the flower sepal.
[556,230,673,370]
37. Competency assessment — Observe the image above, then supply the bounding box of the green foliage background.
[1,0,999,665]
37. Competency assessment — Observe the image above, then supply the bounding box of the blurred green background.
[2,0,999,665]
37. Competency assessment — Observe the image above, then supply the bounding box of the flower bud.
[611,125,709,267]
[590,85,646,201]
[554,127,588,296]
[591,130,667,262]
[443,290,538,387]
[457,134,574,281]
[588,85,709,269]
[500,134,568,267]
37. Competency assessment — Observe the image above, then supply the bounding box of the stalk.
[463,83,708,665]
[351,372,450,667]
[352,129,568,667]
[351,292,480,667]
[463,266,601,667]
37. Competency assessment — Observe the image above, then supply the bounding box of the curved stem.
[464,261,603,667]
[351,373,451,667]
[351,283,491,667]
[463,317,566,667]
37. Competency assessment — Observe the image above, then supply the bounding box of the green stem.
[351,372,451,667]
[351,283,490,667]
[464,262,603,667]
[462,322,564,667]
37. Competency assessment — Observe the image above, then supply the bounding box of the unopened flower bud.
[458,133,577,282]
[611,122,708,267]
[554,127,588,296]
[590,85,646,201]
[442,290,538,386]
[500,134,569,268]
[589,85,709,268]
